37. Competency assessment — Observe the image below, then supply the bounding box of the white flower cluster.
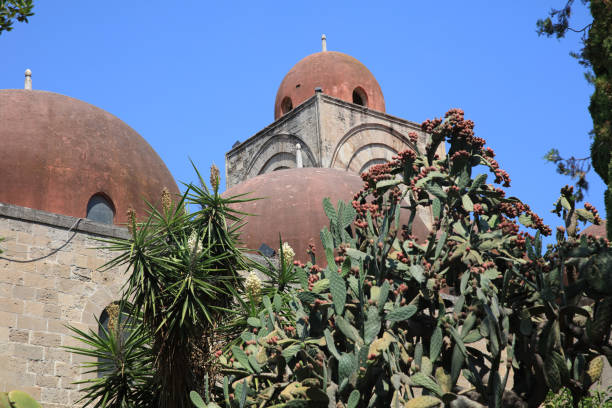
[245,271,262,301]
[281,242,295,266]
[187,230,202,255]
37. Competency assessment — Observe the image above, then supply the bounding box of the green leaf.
[421,356,433,376]
[448,327,468,357]
[409,265,425,283]
[320,227,333,251]
[190,391,206,408]
[328,267,346,315]
[434,232,447,259]
[340,201,357,228]
[282,344,302,359]
[347,390,360,408]
[336,316,363,345]
[560,196,572,211]
[460,272,470,295]
[461,313,477,337]
[338,352,357,383]
[263,296,274,319]
[312,278,330,294]
[457,169,471,189]
[409,373,443,397]
[376,179,401,188]
[430,326,443,362]
[405,396,442,408]
[345,248,367,261]
[247,317,261,327]
[576,208,595,223]
[432,197,441,219]
[378,280,390,313]
[323,197,338,226]
[426,184,447,199]
[450,343,464,385]
[469,174,487,193]
[232,346,252,373]
[364,306,381,344]
[518,213,534,228]
[273,293,282,311]
[462,330,482,343]
[462,195,474,212]
[297,291,321,304]
[238,379,248,408]
[248,354,261,373]
[415,342,423,367]
[387,305,417,322]
[324,329,341,359]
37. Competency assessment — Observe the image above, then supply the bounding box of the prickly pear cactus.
[198,109,611,408]
[0,391,42,408]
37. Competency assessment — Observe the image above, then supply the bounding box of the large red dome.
[0,89,179,224]
[223,168,428,261]
[274,51,385,120]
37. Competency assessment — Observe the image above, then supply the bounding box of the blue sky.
[1,1,603,238]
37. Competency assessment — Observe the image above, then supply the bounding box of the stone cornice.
[0,202,130,239]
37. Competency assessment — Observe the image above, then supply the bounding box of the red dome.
[0,90,179,224]
[274,51,385,120]
[223,168,428,261]
[582,222,607,238]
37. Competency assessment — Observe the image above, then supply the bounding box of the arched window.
[87,194,114,224]
[352,87,368,107]
[281,97,293,115]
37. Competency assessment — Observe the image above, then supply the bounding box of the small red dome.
[223,168,428,260]
[274,51,385,120]
[0,90,179,224]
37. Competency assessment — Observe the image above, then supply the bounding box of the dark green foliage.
[538,1,612,238]
[195,109,611,408]
[68,164,252,408]
[0,0,34,35]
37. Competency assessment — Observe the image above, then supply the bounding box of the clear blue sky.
[1,1,603,238]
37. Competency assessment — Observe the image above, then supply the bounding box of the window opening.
[87,194,114,224]
[281,97,293,115]
[352,87,368,107]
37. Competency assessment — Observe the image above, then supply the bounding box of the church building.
[0,38,435,407]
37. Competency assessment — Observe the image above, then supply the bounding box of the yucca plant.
[69,164,254,408]
[65,305,156,408]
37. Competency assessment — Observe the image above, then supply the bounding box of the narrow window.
[352,87,368,107]
[87,194,114,224]
[281,97,293,115]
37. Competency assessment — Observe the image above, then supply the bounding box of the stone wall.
[225,96,321,188]
[0,203,129,408]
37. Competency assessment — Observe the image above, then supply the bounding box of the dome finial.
[24,69,32,90]
[321,34,327,52]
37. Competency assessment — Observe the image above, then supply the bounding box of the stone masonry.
[225,93,445,189]
[0,203,129,408]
